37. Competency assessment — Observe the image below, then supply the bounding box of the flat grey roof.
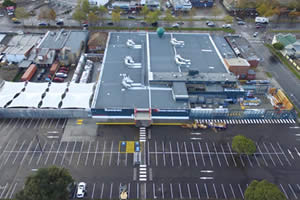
[93,32,233,110]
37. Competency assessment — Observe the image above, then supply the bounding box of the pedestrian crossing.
[139,127,146,142]
[139,164,147,182]
[195,119,296,125]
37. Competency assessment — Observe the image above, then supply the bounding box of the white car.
[55,72,67,78]
[76,182,87,199]
[172,23,180,28]
[253,32,258,37]
[222,24,232,28]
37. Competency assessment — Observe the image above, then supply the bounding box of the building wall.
[228,65,250,77]
[247,59,259,68]
[190,0,213,7]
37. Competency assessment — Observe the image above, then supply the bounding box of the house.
[190,0,213,8]
[3,34,41,63]
[171,0,192,11]
[36,30,89,66]
[272,34,300,58]
[140,0,160,10]
[221,0,257,16]
[88,0,109,6]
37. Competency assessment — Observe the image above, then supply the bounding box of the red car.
[60,67,69,71]
[48,74,52,79]
[58,70,68,74]
[53,77,64,82]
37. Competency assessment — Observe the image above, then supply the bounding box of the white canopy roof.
[25,82,49,93]
[0,82,25,94]
[8,93,42,108]
[68,83,95,93]
[48,82,68,93]
[61,93,91,109]
[0,95,14,108]
[40,94,62,108]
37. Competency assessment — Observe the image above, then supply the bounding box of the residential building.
[190,0,213,8]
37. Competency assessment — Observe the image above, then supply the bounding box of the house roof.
[275,33,297,47]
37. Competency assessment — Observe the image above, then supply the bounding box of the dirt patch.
[0,64,20,81]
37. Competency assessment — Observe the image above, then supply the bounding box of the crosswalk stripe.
[139,174,147,178]
[140,171,147,174]
[139,178,147,181]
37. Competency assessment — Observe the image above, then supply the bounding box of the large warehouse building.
[91,32,251,122]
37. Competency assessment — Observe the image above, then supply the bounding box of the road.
[0,117,299,199]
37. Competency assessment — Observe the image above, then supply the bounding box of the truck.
[21,64,37,81]
[50,61,60,75]
[255,17,269,24]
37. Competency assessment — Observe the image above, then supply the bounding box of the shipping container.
[50,61,60,75]
[21,64,37,81]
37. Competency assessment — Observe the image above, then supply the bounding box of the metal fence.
[0,108,91,119]
[190,108,297,119]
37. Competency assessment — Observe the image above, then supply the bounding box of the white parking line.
[198,142,205,166]
[101,141,106,166]
[191,142,198,167]
[4,119,12,129]
[91,183,95,199]
[9,182,17,199]
[28,142,39,165]
[288,184,297,199]
[277,142,291,166]
[280,184,289,199]
[220,144,229,167]
[270,143,283,166]
[213,183,218,199]
[177,142,182,167]
[85,141,91,166]
[238,184,244,199]
[162,141,166,166]
[69,141,76,165]
[227,142,237,167]
[184,142,190,167]
[12,140,26,165]
[48,119,54,129]
[61,141,69,165]
[153,183,156,198]
[109,141,113,166]
[170,183,174,199]
[55,119,60,129]
[213,142,221,167]
[169,142,174,166]
[229,184,236,199]
[196,183,200,199]
[20,140,33,165]
[62,119,67,129]
[256,143,268,166]
[179,183,183,199]
[37,141,47,165]
[204,183,209,199]
[109,183,113,199]
[155,141,158,166]
[77,141,84,166]
[0,183,7,199]
[27,118,33,128]
[253,151,261,167]
[221,184,227,199]
[12,118,20,129]
[93,141,98,166]
[187,183,191,199]
[100,183,104,199]
[246,154,253,167]
[127,183,131,199]
[206,142,213,166]
[263,142,276,166]
[147,142,150,166]
[53,142,62,165]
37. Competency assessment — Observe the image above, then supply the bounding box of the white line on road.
[91,183,95,199]
[177,142,182,167]
[198,142,205,166]
[221,184,227,199]
[155,140,158,166]
[169,142,174,166]
[184,142,190,167]
[238,184,244,199]
[77,141,84,166]
[85,141,91,166]
[101,141,106,166]
[191,142,198,167]
[204,183,209,199]
[227,142,237,167]
[109,141,113,166]
[230,184,236,199]
[69,141,76,165]
[93,141,98,166]
[280,184,289,199]
[61,141,69,166]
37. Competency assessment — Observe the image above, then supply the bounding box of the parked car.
[45,77,51,82]
[48,74,52,79]
[253,32,258,37]
[40,68,46,75]
[76,182,87,199]
[58,70,68,74]
[83,23,88,28]
[60,67,69,71]
[53,77,64,82]
[107,22,114,26]
[236,17,243,21]
[222,24,231,28]
[0,14,4,17]
[37,74,43,80]
[172,23,180,28]
[140,21,147,25]
[237,21,245,25]
[56,20,64,25]
[165,1,171,8]
[151,21,158,27]
[128,15,136,19]
[39,22,49,26]
[206,21,215,27]
[55,73,67,78]
[177,21,184,25]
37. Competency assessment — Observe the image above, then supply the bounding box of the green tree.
[146,11,159,24]
[164,9,175,25]
[82,0,90,14]
[256,3,268,16]
[232,135,256,155]
[141,5,149,19]
[98,5,108,24]
[48,8,57,23]
[111,10,120,24]
[15,7,30,24]
[245,180,286,200]
[38,8,54,24]
[2,0,16,7]
[223,15,233,23]
[15,166,73,200]
[88,11,99,26]
[273,42,284,50]
[72,8,87,24]
[189,7,196,20]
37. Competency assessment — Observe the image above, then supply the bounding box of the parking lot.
[0,118,67,130]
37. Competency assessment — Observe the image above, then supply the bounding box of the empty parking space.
[147,141,295,168]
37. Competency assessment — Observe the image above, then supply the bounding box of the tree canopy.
[146,10,160,24]
[88,11,99,25]
[72,8,87,24]
[38,8,56,22]
[164,10,175,24]
[111,10,120,24]
[15,166,73,200]
[141,5,149,19]
[15,7,30,21]
[245,180,286,200]
[232,135,256,155]
[273,42,284,50]
[2,0,16,7]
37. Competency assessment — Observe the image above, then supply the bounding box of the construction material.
[21,64,37,81]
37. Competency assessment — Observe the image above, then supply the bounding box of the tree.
[189,7,196,21]
[82,0,90,14]
[111,10,120,24]
[72,8,87,24]
[88,11,99,26]
[98,5,108,24]
[145,11,159,24]
[141,5,149,20]
[164,9,175,25]
[273,42,284,50]
[211,6,221,19]
[232,135,256,155]
[245,180,286,200]
[48,8,56,22]
[2,0,16,7]
[15,7,29,24]
[256,3,268,16]
[15,166,73,200]
[224,15,233,23]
